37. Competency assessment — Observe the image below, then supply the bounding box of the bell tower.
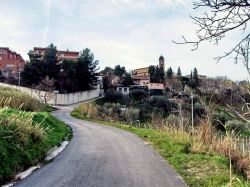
[159,55,165,70]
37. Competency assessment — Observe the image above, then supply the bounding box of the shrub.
[103,89,124,104]
[225,120,250,133]
[130,89,147,101]
[122,108,140,124]
[166,114,180,127]
[75,102,98,119]
[97,103,122,121]
[211,111,232,130]
[136,97,178,122]
[193,102,206,117]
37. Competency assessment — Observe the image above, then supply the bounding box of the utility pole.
[18,70,21,86]
[190,90,194,133]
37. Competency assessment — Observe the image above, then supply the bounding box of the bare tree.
[175,0,250,76]
[34,76,55,104]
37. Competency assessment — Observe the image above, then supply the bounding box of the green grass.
[71,111,250,187]
[0,108,71,185]
[0,86,47,112]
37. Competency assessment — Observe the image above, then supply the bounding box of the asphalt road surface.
[15,104,187,187]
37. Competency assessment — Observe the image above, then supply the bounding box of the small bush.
[136,97,177,122]
[193,102,206,117]
[98,103,121,121]
[122,108,140,124]
[103,89,124,104]
[75,102,98,119]
[166,114,180,127]
[130,89,147,101]
[211,111,232,130]
[225,120,250,133]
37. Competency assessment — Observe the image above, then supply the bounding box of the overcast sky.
[0,0,248,81]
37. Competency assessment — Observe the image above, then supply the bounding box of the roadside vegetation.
[0,86,47,112]
[0,86,71,185]
[72,91,250,186]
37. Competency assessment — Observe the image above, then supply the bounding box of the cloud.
[42,0,52,44]
[0,0,248,80]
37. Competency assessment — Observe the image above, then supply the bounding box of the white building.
[116,87,130,95]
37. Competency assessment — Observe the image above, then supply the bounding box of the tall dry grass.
[76,102,98,119]
[0,107,47,145]
[0,86,46,111]
[189,120,250,180]
[143,112,250,181]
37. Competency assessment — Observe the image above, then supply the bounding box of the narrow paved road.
[15,104,187,187]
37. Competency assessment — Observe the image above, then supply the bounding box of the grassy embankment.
[0,86,71,185]
[72,102,250,187]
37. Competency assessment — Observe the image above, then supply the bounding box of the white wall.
[0,82,100,106]
[116,87,130,95]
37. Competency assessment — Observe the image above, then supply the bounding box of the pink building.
[31,47,79,62]
[0,47,25,77]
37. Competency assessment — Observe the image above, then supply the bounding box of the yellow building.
[132,67,149,76]
[132,55,165,86]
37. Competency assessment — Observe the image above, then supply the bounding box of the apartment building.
[31,47,79,62]
[0,47,25,77]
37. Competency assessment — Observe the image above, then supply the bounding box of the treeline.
[21,44,99,93]
[101,65,134,91]
[100,63,201,92]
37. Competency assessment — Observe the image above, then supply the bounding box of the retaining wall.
[0,82,100,105]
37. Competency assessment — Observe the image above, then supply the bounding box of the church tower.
[159,55,165,70]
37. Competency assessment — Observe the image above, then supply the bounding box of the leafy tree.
[103,76,112,92]
[121,73,134,87]
[21,44,59,87]
[180,76,190,88]
[177,67,182,77]
[22,45,100,92]
[149,65,157,82]
[166,67,174,79]
[188,78,197,89]
[100,67,114,75]
[75,48,99,91]
[61,60,77,92]
[156,67,165,83]
[149,65,165,83]
[44,43,59,79]
[21,61,46,86]
[44,43,57,64]
[114,65,126,77]
[28,50,42,63]
[130,89,147,101]
[188,68,200,89]
[193,67,200,86]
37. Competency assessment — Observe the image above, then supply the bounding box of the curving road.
[15,104,187,187]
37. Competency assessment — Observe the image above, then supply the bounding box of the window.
[124,88,127,92]
[6,64,14,68]
[119,87,122,92]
